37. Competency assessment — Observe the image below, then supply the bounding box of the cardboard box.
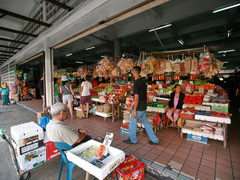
[120,127,129,136]
[45,142,60,161]
[11,122,44,147]
[116,155,145,180]
[187,134,208,144]
[17,146,46,171]
[211,106,228,113]
[74,107,84,118]
[12,139,44,155]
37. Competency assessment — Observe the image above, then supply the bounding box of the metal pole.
[44,40,54,107]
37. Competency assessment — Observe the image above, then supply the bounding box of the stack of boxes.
[11,121,61,171]
[11,122,46,171]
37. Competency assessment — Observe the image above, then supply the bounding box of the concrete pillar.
[42,1,47,22]
[114,38,121,58]
[44,40,54,107]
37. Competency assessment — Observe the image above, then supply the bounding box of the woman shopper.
[0,82,10,105]
[60,76,75,120]
[54,78,61,103]
[79,75,92,119]
[166,84,185,125]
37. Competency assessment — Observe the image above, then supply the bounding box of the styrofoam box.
[12,138,44,155]
[66,140,125,180]
[195,115,231,124]
[17,146,46,171]
[11,122,44,147]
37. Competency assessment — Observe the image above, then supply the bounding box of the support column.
[114,38,121,58]
[42,0,47,22]
[44,40,54,107]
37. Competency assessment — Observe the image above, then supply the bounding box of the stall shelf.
[92,98,121,122]
[181,116,230,147]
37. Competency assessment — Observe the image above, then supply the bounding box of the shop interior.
[9,1,240,179]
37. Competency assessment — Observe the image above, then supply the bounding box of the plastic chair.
[54,142,75,180]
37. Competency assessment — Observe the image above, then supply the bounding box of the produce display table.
[66,140,125,180]
[202,102,229,108]
[146,106,169,132]
[181,116,230,148]
[92,98,121,122]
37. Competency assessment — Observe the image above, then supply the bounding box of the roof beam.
[0,37,28,44]
[0,50,16,54]
[0,56,12,59]
[0,45,21,50]
[0,26,38,37]
[0,9,51,27]
[44,0,73,11]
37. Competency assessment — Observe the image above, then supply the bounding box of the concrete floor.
[0,104,168,180]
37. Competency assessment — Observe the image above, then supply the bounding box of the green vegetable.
[105,85,114,93]
[194,79,206,85]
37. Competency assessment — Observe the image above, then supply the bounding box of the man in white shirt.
[46,102,91,147]
[80,75,92,118]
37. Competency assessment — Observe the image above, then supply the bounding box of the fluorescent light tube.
[76,61,84,64]
[178,39,184,45]
[218,49,235,53]
[223,61,229,63]
[66,53,72,57]
[85,46,95,51]
[213,3,240,13]
[149,24,172,32]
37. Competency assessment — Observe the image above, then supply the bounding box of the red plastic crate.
[45,141,60,161]
[116,155,145,180]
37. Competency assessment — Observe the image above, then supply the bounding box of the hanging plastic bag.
[39,116,52,131]
[153,113,161,126]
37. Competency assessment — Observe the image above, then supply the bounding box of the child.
[0,82,10,105]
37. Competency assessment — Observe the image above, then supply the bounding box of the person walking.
[60,76,75,120]
[123,66,159,145]
[79,75,92,119]
[54,78,61,103]
[0,82,10,105]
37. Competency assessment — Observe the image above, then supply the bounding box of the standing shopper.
[54,78,61,103]
[0,82,10,105]
[80,75,92,119]
[60,76,75,120]
[123,66,159,145]
[166,84,185,125]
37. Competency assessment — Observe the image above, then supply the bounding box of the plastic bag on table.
[153,113,161,126]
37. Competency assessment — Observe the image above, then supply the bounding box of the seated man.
[46,102,91,147]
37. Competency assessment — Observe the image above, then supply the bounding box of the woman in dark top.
[166,84,185,125]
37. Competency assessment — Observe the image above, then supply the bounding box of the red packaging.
[45,141,60,161]
[116,155,145,180]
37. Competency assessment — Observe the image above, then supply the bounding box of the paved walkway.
[0,104,163,180]
[16,100,240,180]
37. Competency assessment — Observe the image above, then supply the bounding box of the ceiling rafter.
[0,45,21,50]
[0,9,51,27]
[0,50,16,54]
[44,0,73,11]
[0,37,28,44]
[0,26,38,37]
